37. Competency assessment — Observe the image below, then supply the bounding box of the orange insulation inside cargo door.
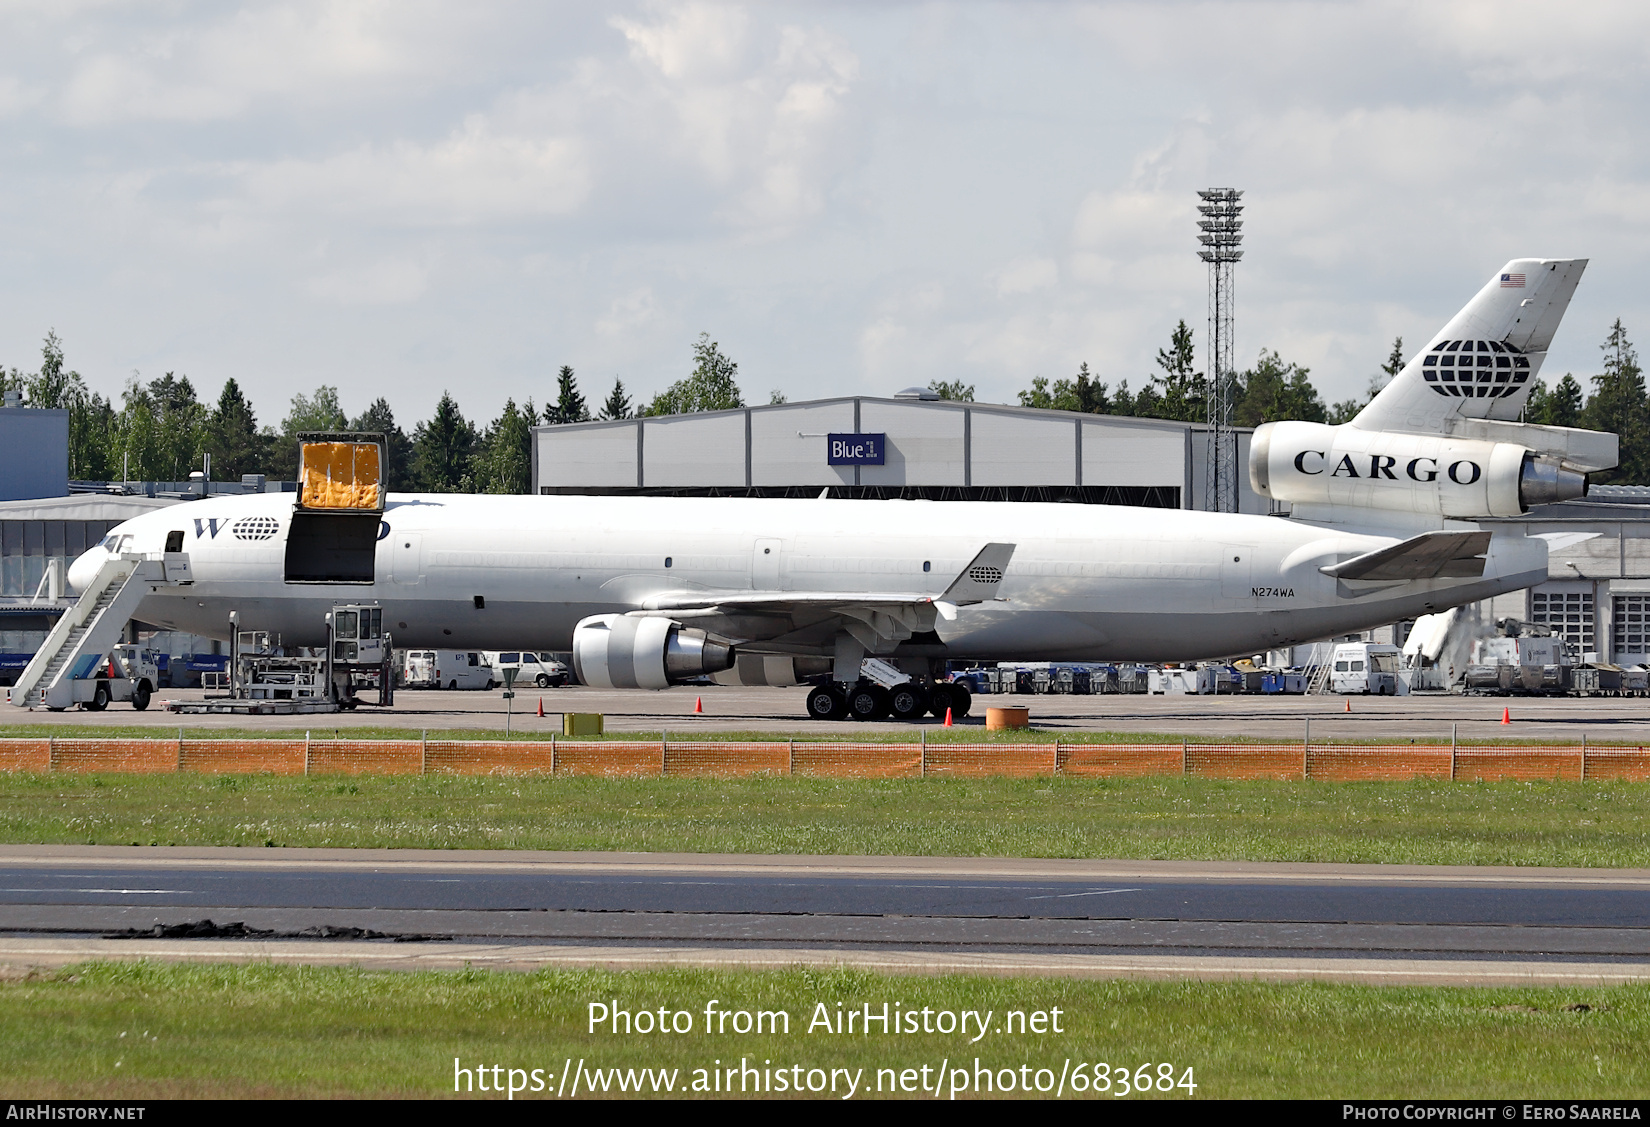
[300,442,382,509]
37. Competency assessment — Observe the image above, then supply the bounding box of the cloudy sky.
[1,1,1646,429]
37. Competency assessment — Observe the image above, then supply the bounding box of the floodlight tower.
[1197,188,1243,513]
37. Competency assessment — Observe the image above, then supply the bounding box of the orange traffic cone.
[694,696,703,714]
[1501,706,1511,725]
[943,707,953,727]
[1344,698,1351,712]
[537,698,545,718]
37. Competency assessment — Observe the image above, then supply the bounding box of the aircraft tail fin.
[1353,258,1587,434]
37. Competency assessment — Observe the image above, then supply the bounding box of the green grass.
[0,962,1642,1098]
[4,773,1649,866]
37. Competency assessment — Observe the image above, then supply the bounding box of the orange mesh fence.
[424,740,553,776]
[1307,744,1453,781]
[1,737,1647,782]
[1582,747,1650,781]
[663,741,789,776]
[1059,743,1181,777]
[1454,746,1583,782]
[552,740,662,777]
[793,741,922,778]
[924,742,1055,777]
[304,740,421,776]
[1187,743,1303,780]
[0,739,50,773]
[180,739,305,775]
[52,738,180,773]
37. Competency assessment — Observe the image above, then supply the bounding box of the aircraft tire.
[804,685,846,721]
[848,685,889,721]
[890,683,927,721]
[951,684,973,718]
[132,681,152,711]
[927,683,955,719]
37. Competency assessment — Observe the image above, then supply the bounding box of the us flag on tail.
[1501,273,1526,287]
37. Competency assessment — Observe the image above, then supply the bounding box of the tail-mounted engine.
[571,614,736,690]
[1249,421,1589,518]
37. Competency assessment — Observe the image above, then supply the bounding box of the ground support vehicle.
[488,651,569,690]
[1329,643,1408,695]
[55,645,161,711]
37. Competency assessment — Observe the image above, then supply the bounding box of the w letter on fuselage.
[194,518,228,539]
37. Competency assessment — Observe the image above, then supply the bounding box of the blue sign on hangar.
[826,433,887,466]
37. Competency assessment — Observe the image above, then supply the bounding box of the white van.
[1329,643,1408,695]
[489,651,570,689]
[404,649,493,690]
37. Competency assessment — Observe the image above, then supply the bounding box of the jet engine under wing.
[1319,530,1493,582]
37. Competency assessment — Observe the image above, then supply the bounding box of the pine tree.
[207,378,265,481]
[549,366,589,424]
[411,392,479,491]
[599,378,632,420]
[1582,319,1649,484]
[1366,336,1404,402]
[1525,374,1585,429]
[148,372,207,480]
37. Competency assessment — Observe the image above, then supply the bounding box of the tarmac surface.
[3,847,1649,985]
[7,684,1650,743]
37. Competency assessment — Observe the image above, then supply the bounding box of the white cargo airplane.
[62,258,1615,720]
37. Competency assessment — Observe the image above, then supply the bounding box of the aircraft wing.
[635,543,1016,651]
[1320,530,1492,581]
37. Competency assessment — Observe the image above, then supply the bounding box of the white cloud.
[307,258,432,306]
[239,117,591,225]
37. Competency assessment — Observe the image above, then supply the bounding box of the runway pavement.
[8,685,1650,742]
[2,846,1648,984]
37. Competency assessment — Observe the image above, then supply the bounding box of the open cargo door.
[285,432,386,584]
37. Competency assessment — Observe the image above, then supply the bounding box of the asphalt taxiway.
[10,685,1650,743]
[2,847,1647,985]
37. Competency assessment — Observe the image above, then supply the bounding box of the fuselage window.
[664,557,673,568]
[923,561,931,572]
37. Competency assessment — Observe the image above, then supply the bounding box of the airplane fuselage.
[73,491,1546,662]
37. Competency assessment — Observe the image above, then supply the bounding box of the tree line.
[4,319,1645,490]
[1004,319,1648,486]
[0,331,750,493]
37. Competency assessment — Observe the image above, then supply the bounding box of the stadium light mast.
[1197,188,1243,513]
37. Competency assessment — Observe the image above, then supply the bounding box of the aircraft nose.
[67,545,107,595]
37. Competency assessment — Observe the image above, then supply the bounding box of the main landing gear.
[803,679,972,722]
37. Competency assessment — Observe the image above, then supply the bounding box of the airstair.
[7,555,175,711]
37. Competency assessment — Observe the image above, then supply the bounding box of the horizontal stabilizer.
[1320,530,1492,581]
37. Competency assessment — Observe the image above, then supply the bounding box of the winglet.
[942,543,1016,605]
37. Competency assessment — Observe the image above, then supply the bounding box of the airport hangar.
[530,389,1650,668]
[531,389,1270,513]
